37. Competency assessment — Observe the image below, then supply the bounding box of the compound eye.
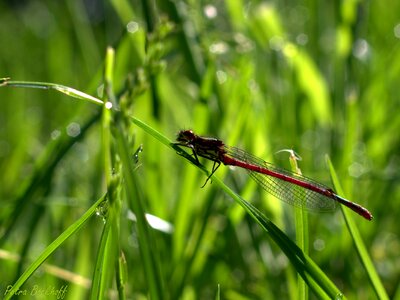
[177,129,194,143]
[186,130,195,139]
[179,130,195,141]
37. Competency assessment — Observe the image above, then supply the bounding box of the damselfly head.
[176,129,196,144]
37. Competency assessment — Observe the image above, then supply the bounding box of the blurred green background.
[1,0,399,299]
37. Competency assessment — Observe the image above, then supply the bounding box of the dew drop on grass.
[66,122,81,137]
[96,198,109,224]
[126,21,139,33]
[335,292,344,300]
[105,101,113,109]
[50,129,61,140]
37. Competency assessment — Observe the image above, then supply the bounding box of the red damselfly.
[175,130,373,221]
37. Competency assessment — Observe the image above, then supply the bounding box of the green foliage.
[1,0,399,299]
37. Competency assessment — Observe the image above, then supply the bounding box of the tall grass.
[1,1,399,299]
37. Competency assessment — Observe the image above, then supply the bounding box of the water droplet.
[204,4,218,19]
[127,21,139,33]
[209,42,228,54]
[96,199,109,223]
[353,39,370,61]
[105,101,113,109]
[132,145,143,165]
[216,70,227,84]
[313,238,326,251]
[335,292,344,300]
[51,129,61,140]
[66,122,81,137]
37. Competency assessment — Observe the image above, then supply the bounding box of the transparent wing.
[226,146,336,212]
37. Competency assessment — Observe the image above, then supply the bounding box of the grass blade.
[90,196,120,300]
[3,194,107,300]
[327,156,388,300]
[288,151,309,300]
[0,78,103,105]
[114,120,165,300]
